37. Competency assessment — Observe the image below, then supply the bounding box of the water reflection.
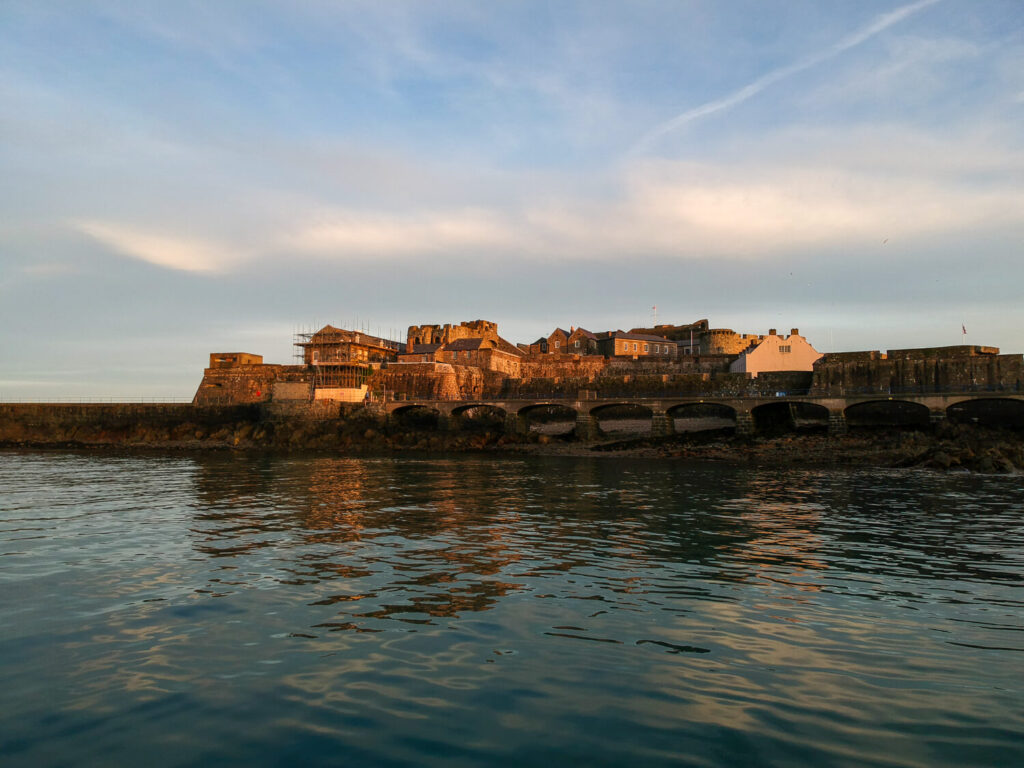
[2,451,1023,768]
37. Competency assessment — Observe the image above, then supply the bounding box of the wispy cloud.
[65,123,1023,272]
[20,262,80,278]
[285,208,517,258]
[633,0,942,153]
[74,220,239,273]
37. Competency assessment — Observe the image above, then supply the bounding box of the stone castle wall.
[406,320,499,349]
[193,364,310,405]
[0,403,260,445]
[703,329,764,355]
[811,353,1023,395]
[368,362,484,401]
[519,354,607,381]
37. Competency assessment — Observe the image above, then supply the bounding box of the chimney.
[790,328,799,336]
[769,328,777,336]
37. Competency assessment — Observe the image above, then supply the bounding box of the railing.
[380,386,1022,404]
[4,386,1018,407]
[822,383,1022,396]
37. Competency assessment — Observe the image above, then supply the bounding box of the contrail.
[632,0,941,153]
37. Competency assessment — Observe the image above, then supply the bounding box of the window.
[633,343,638,352]
[554,340,560,349]
[780,345,791,354]
[654,344,660,353]
[644,344,649,352]
[574,340,580,348]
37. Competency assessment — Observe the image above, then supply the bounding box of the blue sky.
[1,0,1022,398]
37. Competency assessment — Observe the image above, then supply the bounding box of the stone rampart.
[194,364,310,405]
[369,362,484,400]
[0,403,260,445]
[887,345,999,360]
[812,353,1023,395]
[819,351,884,364]
[519,354,606,380]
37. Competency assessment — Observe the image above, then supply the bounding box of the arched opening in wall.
[390,405,441,431]
[519,403,578,437]
[844,400,930,430]
[751,402,830,435]
[452,404,507,433]
[591,403,654,437]
[668,403,736,433]
[947,398,1024,430]
[790,402,829,431]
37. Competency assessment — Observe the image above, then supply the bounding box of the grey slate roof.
[402,343,442,354]
[608,331,671,343]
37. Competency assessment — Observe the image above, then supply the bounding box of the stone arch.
[450,403,507,419]
[844,399,930,429]
[667,402,737,433]
[517,402,578,418]
[390,403,439,416]
[389,404,441,430]
[451,403,508,433]
[751,401,828,434]
[589,402,655,437]
[517,402,579,435]
[946,397,1024,429]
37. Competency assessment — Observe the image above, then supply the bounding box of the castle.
[193,317,1021,406]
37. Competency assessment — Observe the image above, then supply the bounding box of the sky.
[1,0,1022,399]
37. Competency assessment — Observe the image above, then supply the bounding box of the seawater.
[1,451,1022,767]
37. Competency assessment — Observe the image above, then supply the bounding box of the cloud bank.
[69,127,1024,271]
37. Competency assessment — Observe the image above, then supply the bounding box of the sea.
[1,450,1022,767]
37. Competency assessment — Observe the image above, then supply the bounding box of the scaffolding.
[294,323,403,390]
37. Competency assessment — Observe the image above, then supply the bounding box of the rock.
[994,457,1016,474]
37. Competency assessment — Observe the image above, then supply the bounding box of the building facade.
[597,331,677,359]
[729,329,822,377]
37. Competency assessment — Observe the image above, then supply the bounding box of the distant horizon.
[0,313,1007,403]
[3,1,1021,399]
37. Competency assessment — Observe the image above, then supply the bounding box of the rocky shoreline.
[1,408,1021,473]
[586,423,1024,473]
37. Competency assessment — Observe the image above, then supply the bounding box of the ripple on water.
[0,451,1022,767]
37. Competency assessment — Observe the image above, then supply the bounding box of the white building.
[729,329,822,377]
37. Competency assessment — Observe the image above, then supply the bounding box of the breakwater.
[0,402,499,451]
[1,402,1022,473]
